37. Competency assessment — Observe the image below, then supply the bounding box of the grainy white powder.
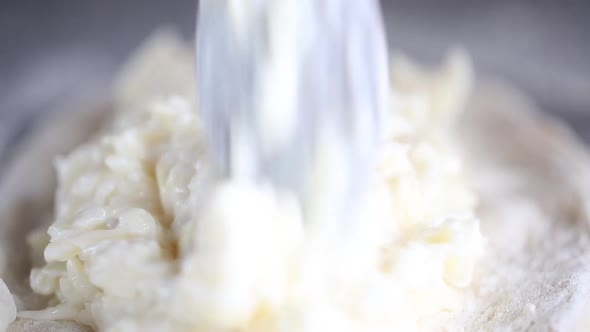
[447,81,590,331]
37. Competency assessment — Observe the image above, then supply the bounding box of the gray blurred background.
[0,0,589,153]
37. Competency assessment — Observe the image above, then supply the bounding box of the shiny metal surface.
[196,0,388,214]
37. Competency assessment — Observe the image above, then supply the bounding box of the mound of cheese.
[21,32,483,332]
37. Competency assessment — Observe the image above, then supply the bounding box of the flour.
[449,81,590,331]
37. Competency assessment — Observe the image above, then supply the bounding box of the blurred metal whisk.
[196,0,389,216]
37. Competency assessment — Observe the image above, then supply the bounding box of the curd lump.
[22,32,484,332]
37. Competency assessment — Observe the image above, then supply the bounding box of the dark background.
[0,0,589,145]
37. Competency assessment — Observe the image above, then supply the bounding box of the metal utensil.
[196,0,390,216]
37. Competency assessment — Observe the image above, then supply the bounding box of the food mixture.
[0,278,16,332]
[5,31,485,332]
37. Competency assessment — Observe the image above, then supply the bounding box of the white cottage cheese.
[1,278,16,332]
[21,32,483,332]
